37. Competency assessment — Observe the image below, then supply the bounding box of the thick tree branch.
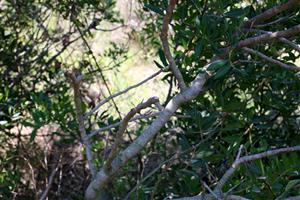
[84,1,300,199]
[67,70,96,178]
[85,71,209,200]
[243,47,300,72]
[160,0,187,91]
[243,0,300,28]
[104,97,159,171]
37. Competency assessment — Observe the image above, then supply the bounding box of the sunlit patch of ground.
[86,0,169,117]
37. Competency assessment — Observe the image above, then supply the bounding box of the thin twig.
[124,128,218,200]
[75,24,123,119]
[243,47,300,72]
[84,70,162,118]
[39,156,61,200]
[88,112,159,139]
[160,0,187,91]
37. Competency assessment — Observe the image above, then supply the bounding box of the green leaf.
[158,48,168,66]
[214,64,231,79]
[194,41,203,57]
[0,121,8,125]
[196,149,214,159]
[179,135,191,150]
[154,60,164,69]
[285,179,300,192]
[225,8,246,18]
[29,129,37,143]
[144,3,164,15]
[207,60,228,71]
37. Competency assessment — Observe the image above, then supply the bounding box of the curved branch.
[105,97,159,171]
[160,0,187,91]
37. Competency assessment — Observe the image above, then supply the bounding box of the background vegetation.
[0,0,300,199]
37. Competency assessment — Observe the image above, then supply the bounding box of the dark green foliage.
[127,0,300,199]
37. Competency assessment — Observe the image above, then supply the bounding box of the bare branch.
[85,71,209,200]
[243,47,300,72]
[67,70,96,178]
[216,145,300,191]
[88,111,191,139]
[175,146,300,200]
[242,29,300,53]
[160,0,187,91]
[39,157,61,200]
[88,112,158,139]
[124,128,218,200]
[278,37,300,53]
[202,181,220,200]
[75,24,123,119]
[285,196,300,200]
[236,24,300,49]
[104,97,159,171]
[254,16,291,28]
[84,70,162,119]
[243,0,300,28]
[226,195,250,200]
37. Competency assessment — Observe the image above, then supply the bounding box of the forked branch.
[104,97,159,171]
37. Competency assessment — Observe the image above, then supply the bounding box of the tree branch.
[84,69,162,119]
[277,37,300,53]
[241,29,300,53]
[104,97,159,171]
[67,70,96,178]
[215,145,300,191]
[243,0,300,28]
[174,145,300,200]
[236,24,300,49]
[85,71,209,200]
[160,0,187,91]
[243,47,300,72]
